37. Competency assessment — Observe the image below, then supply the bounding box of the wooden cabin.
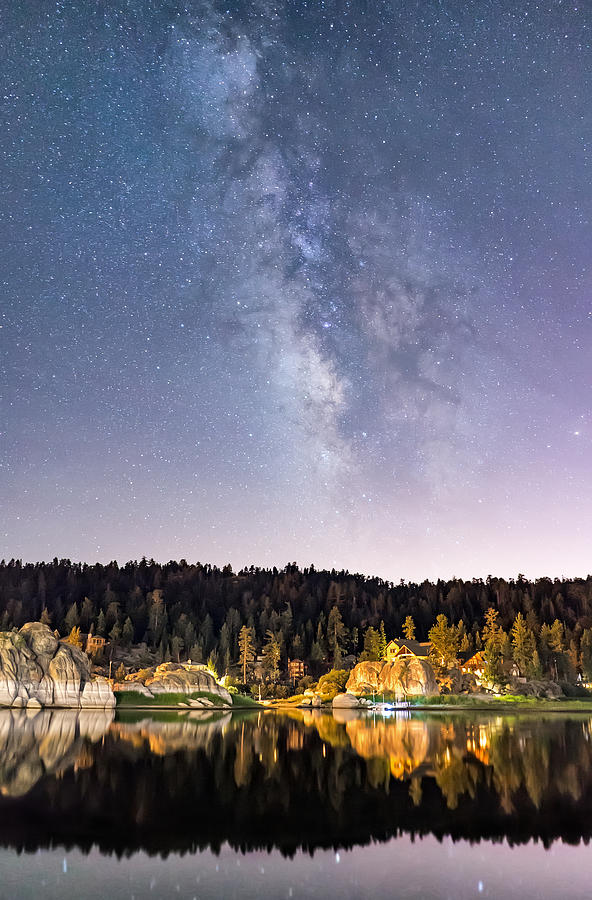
[384,639,431,662]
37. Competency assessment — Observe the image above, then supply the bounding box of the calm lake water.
[1,706,592,898]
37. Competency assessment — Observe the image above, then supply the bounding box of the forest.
[1,558,592,685]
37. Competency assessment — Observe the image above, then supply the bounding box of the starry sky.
[2,0,591,581]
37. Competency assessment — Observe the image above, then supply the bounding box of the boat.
[370,699,411,712]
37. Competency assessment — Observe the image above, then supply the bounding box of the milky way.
[2,1,591,579]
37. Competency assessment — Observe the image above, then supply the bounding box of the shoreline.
[2,696,592,713]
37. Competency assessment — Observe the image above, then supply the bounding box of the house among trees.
[461,651,486,680]
[288,658,306,681]
[384,639,431,661]
[83,634,107,656]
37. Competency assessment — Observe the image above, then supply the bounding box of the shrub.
[316,669,349,700]
[559,682,592,698]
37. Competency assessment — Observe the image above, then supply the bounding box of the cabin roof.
[386,639,430,658]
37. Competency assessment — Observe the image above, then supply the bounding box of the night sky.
[2,0,591,580]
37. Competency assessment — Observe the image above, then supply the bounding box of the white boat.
[371,700,411,712]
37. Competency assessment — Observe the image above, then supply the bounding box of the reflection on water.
[1,707,592,857]
[0,708,114,798]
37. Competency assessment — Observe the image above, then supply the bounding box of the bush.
[559,682,592,698]
[231,693,261,708]
[250,682,291,700]
[297,675,315,693]
[316,669,349,700]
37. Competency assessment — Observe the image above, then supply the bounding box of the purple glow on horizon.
[2,2,591,581]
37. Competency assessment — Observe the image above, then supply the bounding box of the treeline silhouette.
[1,559,592,674]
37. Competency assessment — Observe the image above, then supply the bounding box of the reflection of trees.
[1,711,592,855]
[434,749,482,810]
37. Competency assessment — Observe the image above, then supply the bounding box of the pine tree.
[459,631,471,653]
[528,649,543,679]
[291,634,304,660]
[262,630,282,682]
[170,634,183,662]
[115,663,126,682]
[189,641,203,663]
[581,629,592,680]
[482,608,505,681]
[64,602,79,635]
[315,621,327,656]
[378,620,387,658]
[403,616,416,641]
[79,597,94,631]
[327,606,346,668]
[310,640,324,667]
[238,625,256,683]
[64,626,83,648]
[362,626,381,661]
[96,610,106,636]
[206,651,219,678]
[511,612,536,676]
[122,616,134,646]
[428,614,459,670]
[148,589,165,647]
[549,619,565,653]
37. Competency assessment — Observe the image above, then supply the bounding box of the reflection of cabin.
[84,634,107,655]
[288,659,306,680]
[384,639,431,662]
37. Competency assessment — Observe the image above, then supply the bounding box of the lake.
[1,706,592,898]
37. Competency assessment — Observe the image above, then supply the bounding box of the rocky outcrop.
[299,690,323,708]
[332,692,361,708]
[345,661,383,694]
[0,623,115,709]
[119,662,232,705]
[346,658,439,697]
[485,677,563,699]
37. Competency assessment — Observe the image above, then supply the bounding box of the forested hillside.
[1,559,592,680]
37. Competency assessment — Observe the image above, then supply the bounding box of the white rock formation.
[120,662,232,705]
[0,623,115,709]
[332,692,361,708]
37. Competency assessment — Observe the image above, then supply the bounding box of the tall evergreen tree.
[262,630,282,682]
[327,606,346,668]
[403,616,416,640]
[511,612,536,676]
[238,625,256,683]
[428,615,459,670]
[483,608,505,680]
